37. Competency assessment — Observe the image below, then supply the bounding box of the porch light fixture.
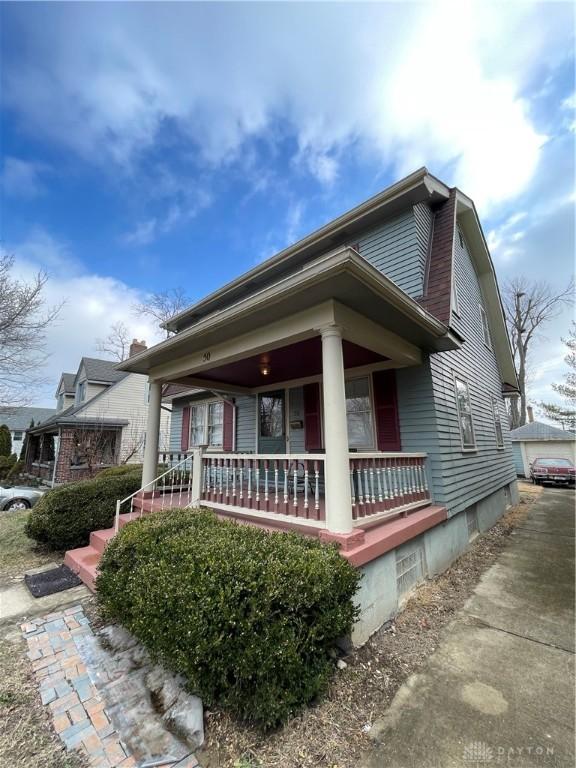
[259,362,271,377]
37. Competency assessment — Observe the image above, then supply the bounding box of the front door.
[258,390,286,453]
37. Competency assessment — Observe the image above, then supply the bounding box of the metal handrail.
[114,452,192,532]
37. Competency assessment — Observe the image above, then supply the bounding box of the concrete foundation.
[352,479,517,646]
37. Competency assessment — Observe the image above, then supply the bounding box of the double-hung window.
[190,401,224,448]
[345,377,374,449]
[454,376,476,450]
[492,395,504,448]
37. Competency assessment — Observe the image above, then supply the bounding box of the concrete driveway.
[362,488,575,768]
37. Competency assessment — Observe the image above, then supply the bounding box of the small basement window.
[466,506,479,540]
[396,544,425,599]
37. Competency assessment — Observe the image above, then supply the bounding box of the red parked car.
[529,457,576,486]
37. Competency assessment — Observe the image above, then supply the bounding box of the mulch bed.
[198,485,540,768]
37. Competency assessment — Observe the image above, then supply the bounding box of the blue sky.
[1,1,574,408]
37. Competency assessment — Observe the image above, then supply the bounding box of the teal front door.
[258,390,286,454]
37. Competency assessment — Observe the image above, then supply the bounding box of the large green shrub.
[96,463,143,479]
[26,472,142,550]
[97,509,360,728]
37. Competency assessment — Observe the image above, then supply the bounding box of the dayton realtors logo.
[463,741,555,764]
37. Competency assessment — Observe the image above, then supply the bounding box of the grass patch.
[0,510,60,587]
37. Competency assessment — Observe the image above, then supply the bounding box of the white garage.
[510,421,576,477]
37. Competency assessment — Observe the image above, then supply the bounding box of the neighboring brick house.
[24,342,171,485]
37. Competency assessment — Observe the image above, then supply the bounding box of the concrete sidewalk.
[363,488,575,768]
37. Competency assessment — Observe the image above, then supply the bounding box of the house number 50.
[202,352,211,362]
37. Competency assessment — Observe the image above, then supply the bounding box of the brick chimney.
[129,339,147,357]
[527,405,534,423]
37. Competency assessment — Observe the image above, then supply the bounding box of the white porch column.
[320,325,353,534]
[142,379,162,489]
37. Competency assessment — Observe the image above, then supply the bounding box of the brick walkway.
[21,606,198,768]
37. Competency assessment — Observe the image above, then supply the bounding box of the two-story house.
[65,169,520,644]
[25,341,171,485]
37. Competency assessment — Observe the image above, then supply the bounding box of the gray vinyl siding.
[423,225,516,516]
[357,204,433,298]
[235,395,257,452]
[512,442,525,476]
[288,386,306,453]
[396,362,441,494]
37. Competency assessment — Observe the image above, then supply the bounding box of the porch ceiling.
[190,337,387,388]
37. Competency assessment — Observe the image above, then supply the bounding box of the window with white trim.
[454,376,476,449]
[479,305,491,348]
[189,401,224,448]
[345,377,374,449]
[492,395,504,448]
[76,380,86,403]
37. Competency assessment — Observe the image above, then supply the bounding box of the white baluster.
[274,460,279,511]
[283,460,289,510]
[350,461,356,508]
[315,461,320,512]
[304,460,309,512]
[369,460,376,505]
[357,463,364,506]
[248,460,253,505]
[255,460,260,505]
[293,461,298,508]
[376,459,383,503]
[264,460,269,507]
[363,463,370,506]
[239,460,244,503]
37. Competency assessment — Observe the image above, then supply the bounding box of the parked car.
[0,485,45,511]
[529,458,576,487]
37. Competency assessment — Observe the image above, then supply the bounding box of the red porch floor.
[65,493,447,592]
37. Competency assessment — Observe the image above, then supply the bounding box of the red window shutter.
[303,383,322,450]
[222,401,235,452]
[181,406,190,451]
[372,370,401,451]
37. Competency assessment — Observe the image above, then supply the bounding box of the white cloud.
[1,156,48,198]
[2,1,568,212]
[8,230,165,406]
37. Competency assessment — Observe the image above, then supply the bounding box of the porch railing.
[113,451,193,532]
[114,450,431,533]
[201,454,326,523]
[349,453,429,520]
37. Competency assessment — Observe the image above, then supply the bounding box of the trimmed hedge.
[25,472,142,550]
[96,464,143,479]
[97,509,360,728]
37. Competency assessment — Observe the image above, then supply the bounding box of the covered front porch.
[128,270,455,542]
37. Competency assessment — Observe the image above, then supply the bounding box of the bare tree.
[95,321,131,361]
[503,276,574,428]
[537,322,576,430]
[132,288,190,338]
[71,422,119,472]
[0,253,62,407]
